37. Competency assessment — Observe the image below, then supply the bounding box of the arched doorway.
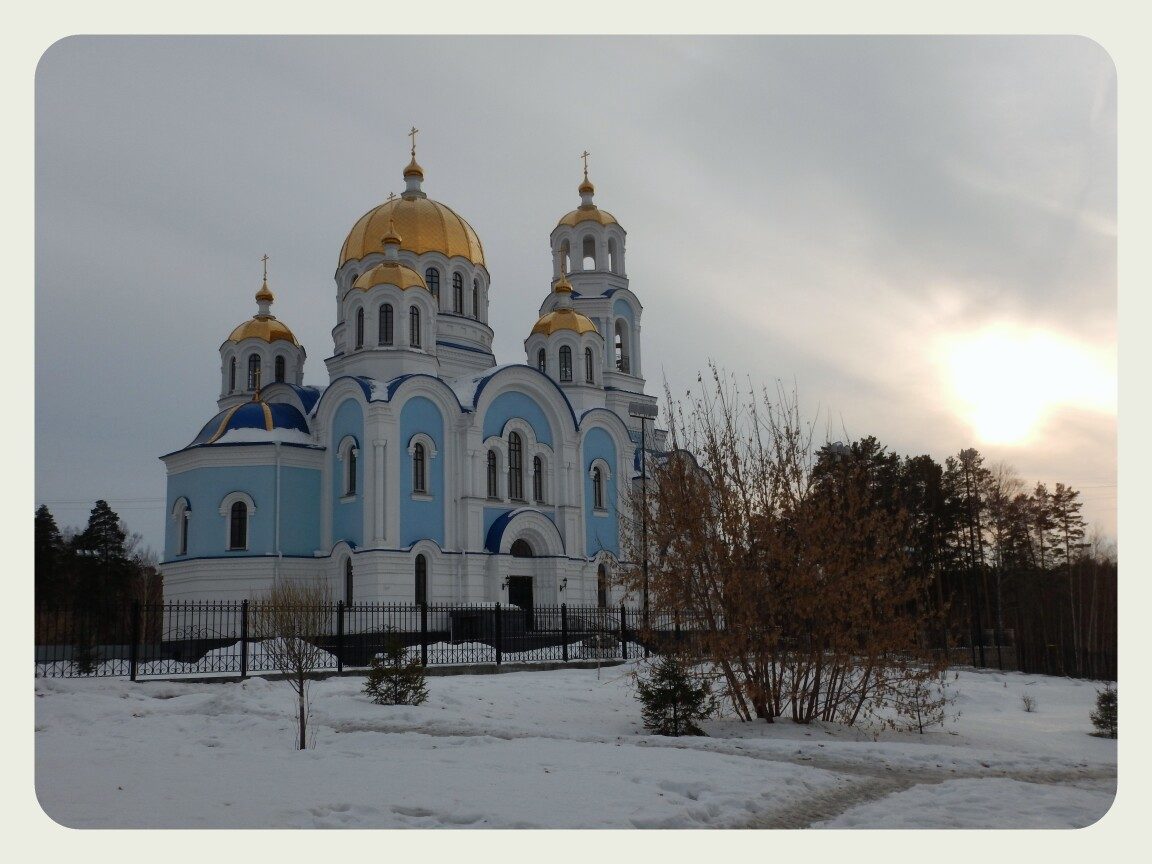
[507,539,534,630]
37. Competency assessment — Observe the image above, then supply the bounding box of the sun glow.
[942,326,1114,446]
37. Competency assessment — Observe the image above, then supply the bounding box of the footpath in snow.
[34,663,1117,829]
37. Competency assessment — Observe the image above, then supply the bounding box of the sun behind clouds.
[941,325,1114,446]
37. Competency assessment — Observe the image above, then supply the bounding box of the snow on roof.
[211,427,316,446]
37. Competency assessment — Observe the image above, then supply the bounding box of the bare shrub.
[1021,693,1037,713]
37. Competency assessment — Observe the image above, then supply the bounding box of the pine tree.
[72,500,131,609]
[363,639,429,706]
[635,655,716,736]
[35,505,68,608]
[1090,686,1117,738]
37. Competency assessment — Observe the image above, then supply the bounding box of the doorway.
[507,575,534,631]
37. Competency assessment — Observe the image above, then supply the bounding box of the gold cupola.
[228,258,300,346]
[556,154,618,229]
[349,219,428,293]
[340,132,485,268]
[530,275,599,337]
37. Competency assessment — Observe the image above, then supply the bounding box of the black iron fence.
[34,601,675,680]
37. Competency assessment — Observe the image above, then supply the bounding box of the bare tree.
[252,578,333,750]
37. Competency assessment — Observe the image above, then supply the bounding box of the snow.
[211,427,315,445]
[33,663,1119,837]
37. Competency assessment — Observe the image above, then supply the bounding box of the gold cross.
[387,191,396,202]
[261,254,269,280]
[579,150,590,179]
[409,126,419,156]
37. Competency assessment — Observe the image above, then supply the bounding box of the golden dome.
[554,274,573,293]
[340,195,485,267]
[403,157,424,179]
[531,308,600,337]
[228,316,300,345]
[352,261,428,293]
[556,205,618,229]
[255,278,274,304]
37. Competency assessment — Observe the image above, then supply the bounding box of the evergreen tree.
[363,639,429,706]
[1090,686,1117,738]
[71,500,131,609]
[635,655,716,736]
[35,505,69,608]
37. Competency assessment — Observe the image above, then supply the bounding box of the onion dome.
[531,275,599,336]
[352,261,427,292]
[556,165,618,229]
[340,153,485,267]
[189,399,310,447]
[228,266,300,346]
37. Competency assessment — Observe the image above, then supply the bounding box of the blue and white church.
[160,146,661,609]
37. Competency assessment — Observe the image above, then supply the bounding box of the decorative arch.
[487,509,565,557]
[171,497,191,556]
[337,435,360,497]
[218,491,256,551]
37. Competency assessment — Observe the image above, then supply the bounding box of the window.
[410,307,421,348]
[582,235,596,270]
[584,347,594,383]
[452,273,463,313]
[172,498,191,556]
[247,353,260,390]
[425,267,440,300]
[344,558,354,605]
[345,445,358,496]
[355,308,364,349]
[486,450,498,498]
[229,357,236,392]
[379,303,393,345]
[597,564,608,608]
[415,554,428,605]
[275,355,285,383]
[508,432,523,500]
[229,501,247,550]
[537,348,546,374]
[413,442,427,493]
[615,324,629,373]
[608,237,619,274]
[510,539,533,558]
[559,345,572,382]
[533,456,544,503]
[472,279,479,319]
[592,466,604,510]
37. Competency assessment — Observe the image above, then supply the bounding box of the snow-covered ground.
[34,663,1117,831]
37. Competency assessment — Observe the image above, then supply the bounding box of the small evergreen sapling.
[1090,686,1117,738]
[635,655,716,736]
[363,639,429,706]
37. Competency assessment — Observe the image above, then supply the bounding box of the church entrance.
[507,575,534,632]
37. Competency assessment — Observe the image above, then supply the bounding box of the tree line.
[35,501,162,641]
[620,368,1115,729]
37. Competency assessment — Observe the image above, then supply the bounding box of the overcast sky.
[34,35,1116,555]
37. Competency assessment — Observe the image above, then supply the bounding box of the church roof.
[554,205,618,229]
[189,400,311,447]
[351,261,428,293]
[530,307,599,337]
[227,316,300,345]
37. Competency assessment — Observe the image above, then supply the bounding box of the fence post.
[129,600,140,682]
[336,601,345,674]
[561,603,568,663]
[494,602,502,666]
[420,603,429,667]
[620,603,628,661]
[240,599,249,678]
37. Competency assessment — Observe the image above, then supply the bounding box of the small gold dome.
[578,178,595,195]
[352,261,428,293]
[555,206,618,229]
[403,157,424,179]
[531,308,599,337]
[554,274,573,293]
[341,195,485,267]
[228,316,300,345]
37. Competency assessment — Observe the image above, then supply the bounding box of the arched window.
[486,450,498,498]
[247,353,260,390]
[582,235,596,270]
[274,355,286,383]
[342,441,358,496]
[537,347,547,374]
[415,554,428,605]
[614,322,629,373]
[597,565,608,608]
[510,539,533,558]
[229,357,236,393]
[412,442,427,493]
[355,308,364,349]
[424,267,440,300]
[508,433,523,500]
[592,466,604,510]
[409,306,421,348]
[559,345,572,382]
[584,347,594,383]
[559,239,571,273]
[229,501,247,550]
[533,456,544,503]
[608,237,619,274]
[172,498,191,556]
[379,303,394,345]
[472,279,479,319]
[452,273,463,313]
[344,557,354,605]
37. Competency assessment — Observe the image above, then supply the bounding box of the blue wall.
[165,460,321,559]
[482,390,554,447]
[582,427,619,557]
[399,396,445,548]
[612,298,634,324]
[330,399,364,548]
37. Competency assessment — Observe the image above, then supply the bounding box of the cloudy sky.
[34,35,1117,554]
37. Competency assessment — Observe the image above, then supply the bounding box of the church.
[160,139,662,610]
